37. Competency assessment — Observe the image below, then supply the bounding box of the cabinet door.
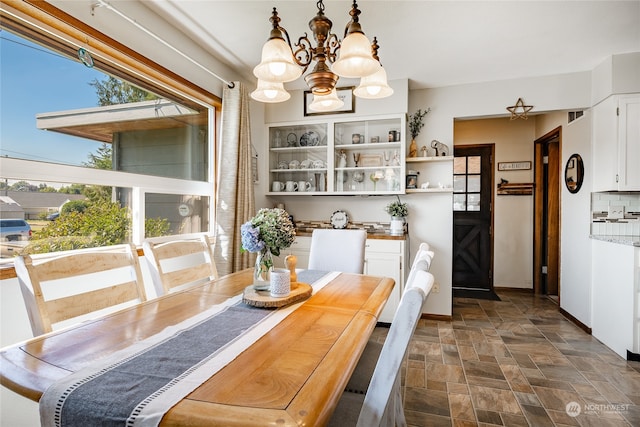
[592,96,619,192]
[618,96,640,191]
[268,124,328,195]
[273,237,310,270]
[365,252,402,323]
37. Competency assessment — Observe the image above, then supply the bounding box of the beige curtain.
[214,82,255,275]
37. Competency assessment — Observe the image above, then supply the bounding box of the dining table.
[0,268,394,426]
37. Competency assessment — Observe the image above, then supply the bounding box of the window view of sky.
[0,30,106,167]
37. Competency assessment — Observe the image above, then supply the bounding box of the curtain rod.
[93,0,235,89]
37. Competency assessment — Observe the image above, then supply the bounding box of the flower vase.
[390,216,405,236]
[253,248,273,290]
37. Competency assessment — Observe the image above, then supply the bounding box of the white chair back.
[143,234,218,296]
[308,229,367,273]
[15,243,147,336]
[329,269,434,427]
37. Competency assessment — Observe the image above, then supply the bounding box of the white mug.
[270,268,290,297]
[297,181,312,192]
[285,181,298,192]
[272,181,285,192]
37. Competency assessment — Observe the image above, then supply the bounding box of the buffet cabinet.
[273,235,407,323]
[267,115,406,195]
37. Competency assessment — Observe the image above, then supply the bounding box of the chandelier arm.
[293,34,313,69]
[325,33,340,64]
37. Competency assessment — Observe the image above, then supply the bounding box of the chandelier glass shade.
[308,88,344,112]
[250,79,291,103]
[250,0,392,109]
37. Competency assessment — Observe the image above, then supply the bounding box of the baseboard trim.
[559,307,591,335]
[420,313,453,322]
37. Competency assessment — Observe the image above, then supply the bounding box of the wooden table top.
[0,269,394,426]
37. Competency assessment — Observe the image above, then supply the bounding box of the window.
[453,155,482,211]
[0,1,219,258]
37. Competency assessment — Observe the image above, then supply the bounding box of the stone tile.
[452,419,479,427]
[463,360,506,380]
[458,345,479,361]
[447,382,469,395]
[500,364,533,393]
[427,380,448,391]
[511,352,537,369]
[406,366,425,388]
[514,391,542,406]
[405,387,450,417]
[449,393,475,421]
[405,410,452,427]
[536,364,589,383]
[427,362,466,384]
[526,376,576,391]
[520,404,555,426]
[473,341,511,358]
[443,343,462,366]
[591,380,633,404]
[475,409,503,425]
[468,385,522,414]
[532,386,585,412]
[499,413,529,427]
[547,409,580,426]
[466,375,512,391]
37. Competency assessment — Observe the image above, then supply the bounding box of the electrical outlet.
[432,282,440,293]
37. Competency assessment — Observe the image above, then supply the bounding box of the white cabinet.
[592,94,640,191]
[591,240,640,359]
[364,239,407,323]
[274,235,407,323]
[267,114,406,196]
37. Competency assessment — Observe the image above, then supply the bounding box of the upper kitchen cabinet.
[268,123,329,194]
[592,94,640,191]
[334,116,405,194]
[267,115,406,195]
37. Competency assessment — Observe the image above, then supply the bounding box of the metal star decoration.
[506,98,533,120]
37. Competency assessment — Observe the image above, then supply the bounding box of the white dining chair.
[308,229,367,273]
[329,269,434,427]
[15,243,147,336]
[411,242,434,271]
[143,234,218,296]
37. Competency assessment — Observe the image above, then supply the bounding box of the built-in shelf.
[406,188,453,194]
[406,156,453,163]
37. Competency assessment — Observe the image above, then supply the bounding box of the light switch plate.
[608,204,625,219]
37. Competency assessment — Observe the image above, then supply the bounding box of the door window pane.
[453,194,466,211]
[468,156,481,174]
[453,175,466,193]
[467,194,481,211]
[453,157,467,174]
[468,175,481,192]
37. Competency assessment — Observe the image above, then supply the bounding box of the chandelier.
[250,0,393,112]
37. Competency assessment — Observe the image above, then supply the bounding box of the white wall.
[454,117,536,289]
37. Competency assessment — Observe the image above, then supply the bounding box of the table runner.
[39,270,336,427]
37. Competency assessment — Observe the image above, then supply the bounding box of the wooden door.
[534,128,560,297]
[452,145,494,294]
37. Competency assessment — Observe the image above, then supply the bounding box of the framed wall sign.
[304,86,355,116]
[498,161,531,171]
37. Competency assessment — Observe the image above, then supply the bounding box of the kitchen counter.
[294,220,408,240]
[589,235,640,246]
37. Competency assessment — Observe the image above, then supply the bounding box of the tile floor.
[370,290,640,427]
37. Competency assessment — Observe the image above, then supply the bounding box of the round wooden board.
[242,283,312,308]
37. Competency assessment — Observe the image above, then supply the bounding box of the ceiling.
[143,1,640,92]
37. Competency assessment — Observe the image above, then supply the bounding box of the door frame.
[533,127,561,298]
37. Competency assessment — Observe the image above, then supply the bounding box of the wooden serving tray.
[242,283,312,308]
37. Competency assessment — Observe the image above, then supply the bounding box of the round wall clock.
[330,210,349,229]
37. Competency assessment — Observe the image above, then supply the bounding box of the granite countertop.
[294,220,407,240]
[589,235,640,247]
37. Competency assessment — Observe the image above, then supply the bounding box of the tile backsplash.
[591,192,640,236]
